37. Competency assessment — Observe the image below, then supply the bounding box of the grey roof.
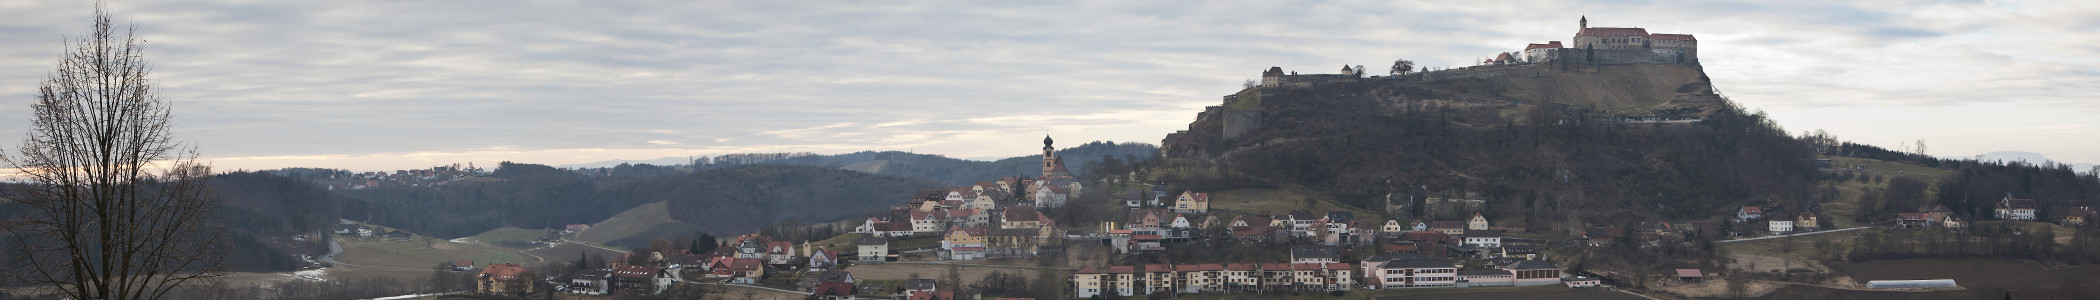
[1290,246,1338,259]
[1123,191,1145,200]
[1381,259,1455,269]
[1464,229,1504,237]
[1459,269,1512,276]
[1507,260,1561,270]
[1363,252,1433,263]
[903,279,937,290]
[856,237,887,245]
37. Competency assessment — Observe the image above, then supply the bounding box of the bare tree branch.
[0,3,227,299]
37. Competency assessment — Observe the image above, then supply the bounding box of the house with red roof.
[1173,191,1209,213]
[476,263,535,295]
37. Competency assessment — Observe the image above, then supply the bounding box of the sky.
[1,0,2096,172]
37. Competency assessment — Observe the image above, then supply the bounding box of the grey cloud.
[0,0,2095,169]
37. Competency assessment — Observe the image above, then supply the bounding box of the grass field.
[333,238,531,269]
[1825,258,2100,296]
[463,227,547,248]
[575,201,685,247]
[523,243,625,264]
[1207,188,1386,225]
[1824,156,1954,178]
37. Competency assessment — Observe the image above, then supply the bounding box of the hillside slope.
[697,141,1158,185]
[1159,65,1818,229]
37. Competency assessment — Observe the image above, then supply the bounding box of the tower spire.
[1580,15,1588,29]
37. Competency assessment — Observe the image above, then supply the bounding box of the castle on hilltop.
[1520,16,1698,65]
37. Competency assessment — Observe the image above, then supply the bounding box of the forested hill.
[697,141,1157,185]
[660,165,946,233]
[1157,65,1822,229]
[334,162,944,239]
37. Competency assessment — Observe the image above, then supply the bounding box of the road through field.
[1718,227,1868,244]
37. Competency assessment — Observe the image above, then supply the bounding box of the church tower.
[1580,15,1588,29]
[1040,135,1071,179]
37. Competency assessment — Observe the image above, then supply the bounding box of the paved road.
[1718,226,1869,244]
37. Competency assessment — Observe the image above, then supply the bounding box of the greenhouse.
[1865,279,1958,289]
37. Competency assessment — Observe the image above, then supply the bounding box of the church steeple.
[1580,15,1588,29]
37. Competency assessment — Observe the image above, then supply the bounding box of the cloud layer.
[1,0,2095,171]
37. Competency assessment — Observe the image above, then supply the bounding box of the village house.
[856,237,888,261]
[1072,266,1136,298]
[1430,221,1466,235]
[476,263,535,295]
[1468,212,1490,230]
[611,265,673,295]
[1463,230,1504,249]
[1381,220,1408,237]
[1899,212,1933,229]
[451,260,475,271]
[2065,206,2095,226]
[813,281,856,300]
[765,241,797,265]
[808,246,839,271]
[1584,226,1625,247]
[1736,206,1764,222]
[1229,215,1275,242]
[1767,214,1794,234]
[940,227,989,261]
[567,269,610,295]
[386,229,415,241]
[707,257,764,284]
[1997,195,2040,221]
[1122,190,1145,208]
[1796,212,1819,231]
[1174,191,1210,213]
[902,278,939,298]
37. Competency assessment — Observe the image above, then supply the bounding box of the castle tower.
[1580,15,1587,29]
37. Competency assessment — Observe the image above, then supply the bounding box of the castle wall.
[1541,48,1694,66]
[1222,110,1261,140]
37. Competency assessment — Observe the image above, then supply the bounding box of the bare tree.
[0,4,227,300]
[1914,139,1927,157]
[1389,59,1415,76]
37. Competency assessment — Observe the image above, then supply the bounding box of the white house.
[1996,196,2039,221]
[1736,206,1764,222]
[1462,230,1503,249]
[1768,219,1794,234]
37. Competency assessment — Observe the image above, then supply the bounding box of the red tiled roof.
[1187,192,1208,202]
[479,263,530,281]
[1104,266,1136,274]
[1526,41,1564,49]
[1577,27,1649,37]
[1742,206,1764,214]
[1898,213,1930,221]
[1676,269,1703,278]
[814,281,855,296]
[611,265,660,279]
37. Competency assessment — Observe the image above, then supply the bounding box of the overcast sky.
[2,0,2096,172]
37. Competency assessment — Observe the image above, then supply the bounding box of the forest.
[687,141,1157,185]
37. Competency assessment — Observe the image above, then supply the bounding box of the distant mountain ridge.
[1971,151,2097,172]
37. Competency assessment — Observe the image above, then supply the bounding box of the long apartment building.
[1074,262,1353,297]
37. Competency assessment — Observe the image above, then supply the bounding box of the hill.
[661,165,947,235]
[694,141,1158,186]
[1157,64,1820,229]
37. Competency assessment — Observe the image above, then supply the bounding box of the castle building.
[1526,16,1699,65]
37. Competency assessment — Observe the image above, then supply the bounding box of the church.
[1031,135,1082,208]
